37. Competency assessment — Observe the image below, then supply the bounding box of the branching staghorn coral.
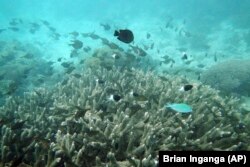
[0,67,249,166]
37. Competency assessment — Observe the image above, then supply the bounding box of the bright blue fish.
[166,103,192,113]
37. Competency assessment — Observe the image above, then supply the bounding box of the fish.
[197,64,205,68]
[106,42,124,51]
[61,62,72,68]
[197,74,201,80]
[100,37,110,45]
[214,53,217,62]
[143,44,149,50]
[183,30,192,37]
[96,79,105,84]
[65,66,75,74]
[83,46,91,52]
[30,22,40,29]
[108,94,122,102]
[146,33,151,39]
[0,28,7,33]
[129,45,147,57]
[48,26,56,32]
[81,32,100,40]
[112,53,121,59]
[179,84,193,91]
[61,78,69,85]
[236,122,246,130]
[22,53,34,59]
[150,43,154,49]
[184,59,193,65]
[41,20,50,26]
[166,103,192,113]
[114,29,134,43]
[70,49,79,58]
[177,47,187,52]
[100,23,111,31]
[8,27,19,32]
[69,31,79,37]
[79,59,85,64]
[89,33,100,39]
[181,52,188,60]
[11,120,26,130]
[161,55,175,65]
[9,18,22,26]
[69,40,83,49]
[183,19,186,25]
[130,91,147,101]
[29,28,37,34]
[72,73,81,78]
[130,91,139,97]
[29,22,40,34]
[52,32,61,40]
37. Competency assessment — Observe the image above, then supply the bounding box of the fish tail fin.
[114,30,119,36]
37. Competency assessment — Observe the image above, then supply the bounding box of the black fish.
[131,92,139,97]
[180,84,193,91]
[114,29,134,43]
[96,79,105,84]
[112,95,122,102]
[112,53,121,59]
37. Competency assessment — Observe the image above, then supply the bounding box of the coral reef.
[201,59,250,96]
[0,40,59,105]
[0,67,249,166]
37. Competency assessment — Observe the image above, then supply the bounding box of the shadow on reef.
[0,67,249,167]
